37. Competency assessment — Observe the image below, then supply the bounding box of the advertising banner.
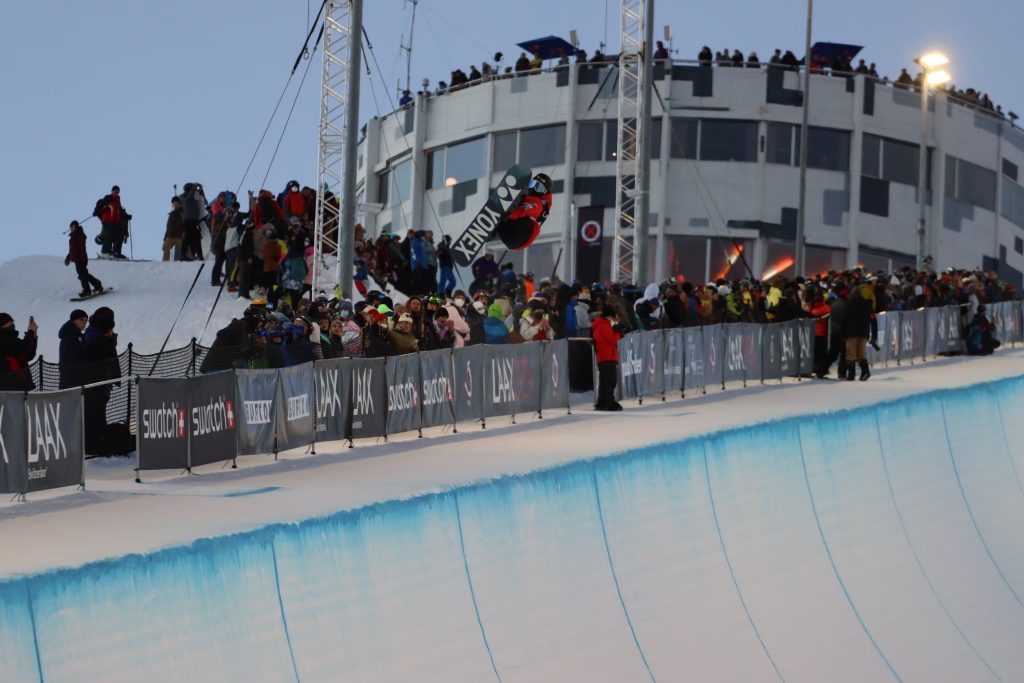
[683,327,706,391]
[663,329,684,395]
[761,324,782,382]
[723,324,762,384]
[541,340,570,411]
[452,345,485,423]
[349,358,387,440]
[798,319,815,375]
[187,370,237,468]
[278,364,314,453]
[24,388,83,493]
[575,206,605,286]
[484,343,542,417]
[703,324,725,388]
[0,393,26,494]
[419,349,456,429]
[778,321,800,376]
[137,377,190,471]
[386,353,422,436]
[313,358,351,443]
[617,332,644,400]
[236,369,278,456]
[639,330,665,398]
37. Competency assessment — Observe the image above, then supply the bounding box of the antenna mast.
[399,0,419,96]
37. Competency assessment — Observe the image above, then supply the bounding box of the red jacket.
[592,315,621,363]
[283,191,306,218]
[100,194,124,224]
[809,301,831,338]
[508,193,551,222]
[67,228,88,263]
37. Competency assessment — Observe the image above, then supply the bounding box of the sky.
[1,0,1020,262]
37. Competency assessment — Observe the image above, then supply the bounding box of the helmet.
[528,173,551,196]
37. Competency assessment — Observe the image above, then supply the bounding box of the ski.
[94,254,152,262]
[71,287,114,302]
[451,164,532,268]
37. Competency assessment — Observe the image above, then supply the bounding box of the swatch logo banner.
[388,381,419,411]
[418,349,456,430]
[192,397,234,437]
[142,403,186,440]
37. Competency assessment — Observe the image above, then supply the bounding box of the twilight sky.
[1,0,1019,261]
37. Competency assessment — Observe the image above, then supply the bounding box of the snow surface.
[0,255,249,356]
[1,355,1022,682]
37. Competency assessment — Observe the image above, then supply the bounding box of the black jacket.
[0,327,37,391]
[844,292,874,339]
[58,321,87,388]
[83,327,120,384]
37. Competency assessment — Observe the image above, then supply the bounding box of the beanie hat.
[601,304,616,318]
[0,313,12,327]
[111,185,120,193]
[70,309,89,322]
[487,303,504,318]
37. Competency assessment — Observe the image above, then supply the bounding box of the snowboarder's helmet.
[529,173,551,196]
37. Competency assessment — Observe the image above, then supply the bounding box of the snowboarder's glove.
[64,257,70,266]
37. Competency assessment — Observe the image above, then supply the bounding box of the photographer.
[0,313,38,391]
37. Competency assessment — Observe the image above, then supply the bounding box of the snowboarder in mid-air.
[66,220,104,299]
[496,172,552,250]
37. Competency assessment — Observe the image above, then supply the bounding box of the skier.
[496,173,552,250]
[65,220,103,298]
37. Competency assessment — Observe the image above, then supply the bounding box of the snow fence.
[2,375,1024,682]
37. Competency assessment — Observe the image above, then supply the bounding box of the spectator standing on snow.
[65,220,103,298]
[180,182,208,261]
[163,196,184,261]
[592,304,623,411]
[82,307,120,453]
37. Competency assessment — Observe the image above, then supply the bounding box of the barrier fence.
[5,302,1020,496]
[615,303,1024,402]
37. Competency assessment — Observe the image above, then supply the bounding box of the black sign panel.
[575,206,605,285]
[0,393,26,494]
[313,358,351,443]
[188,371,238,468]
[24,388,83,493]
[350,358,387,440]
[278,365,314,453]
[419,349,456,429]
[137,377,190,471]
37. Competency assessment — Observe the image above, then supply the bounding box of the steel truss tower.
[612,0,644,284]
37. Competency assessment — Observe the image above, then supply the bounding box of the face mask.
[454,297,466,308]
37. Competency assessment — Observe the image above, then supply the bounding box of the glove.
[309,322,320,343]
[870,340,880,351]
[64,257,70,266]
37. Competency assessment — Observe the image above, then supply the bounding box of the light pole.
[914,51,950,272]
[794,0,813,279]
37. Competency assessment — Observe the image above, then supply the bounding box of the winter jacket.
[283,190,305,218]
[181,186,208,222]
[483,316,510,344]
[519,316,548,341]
[663,295,687,327]
[83,327,120,384]
[424,239,438,269]
[389,328,420,355]
[437,242,454,268]
[363,324,395,358]
[282,336,316,367]
[443,304,471,349]
[472,257,500,282]
[201,318,249,373]
[411,236,428,270]
[591,315,621,364]
[254,190,284,228]
[0,327,37,391]
[263,239,282,273]
[165,207,184,239]
[808,301,831,338]
[66,228,88,264]
[844,289,875,340]
[98,194,125,224]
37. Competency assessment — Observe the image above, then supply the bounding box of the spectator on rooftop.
[698,46,713,65]
[515,52,530,72]
[747,51,760,68]
[895,68,914,89]
[398,89,413,106]
[654,41,669,61]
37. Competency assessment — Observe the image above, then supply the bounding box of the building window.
[947,155,996,211]
[663,235,709,283]
[426,149,445,189]
[1003,159,1019,181]
[376,169,389,204]
[519,124,566,167]
[670,119,698,159]
[390,159,411,207]
[766,123,795,166]
[493,131,517,171]
[577,121,603,162]
[443,137,485,186]
[881,138,919,186]
[1016,236,1024,255]
[604,121,617,160]
[699,119,758,162]
[805,246,847,276]
[1002,178,1024,228]
[649,118,662,160]
[795,127,850,172]
[862,134,881,177]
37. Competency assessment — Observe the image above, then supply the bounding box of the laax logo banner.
[312,359,350,442]
[25,389,83,494]
[350,358,386,439]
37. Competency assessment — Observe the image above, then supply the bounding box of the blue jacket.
[58,321,87,367]
[483,317,510,344]
[411,236,428,270]
[282,336,316,367]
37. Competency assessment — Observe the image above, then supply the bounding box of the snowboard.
[71,287,113,302]
[451,164,532,268]
[94,254,151,262]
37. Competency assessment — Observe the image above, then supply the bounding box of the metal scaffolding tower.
[312,0,362,297]
[611,0,644,284]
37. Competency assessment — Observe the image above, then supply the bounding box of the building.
[355,60,1024,286]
